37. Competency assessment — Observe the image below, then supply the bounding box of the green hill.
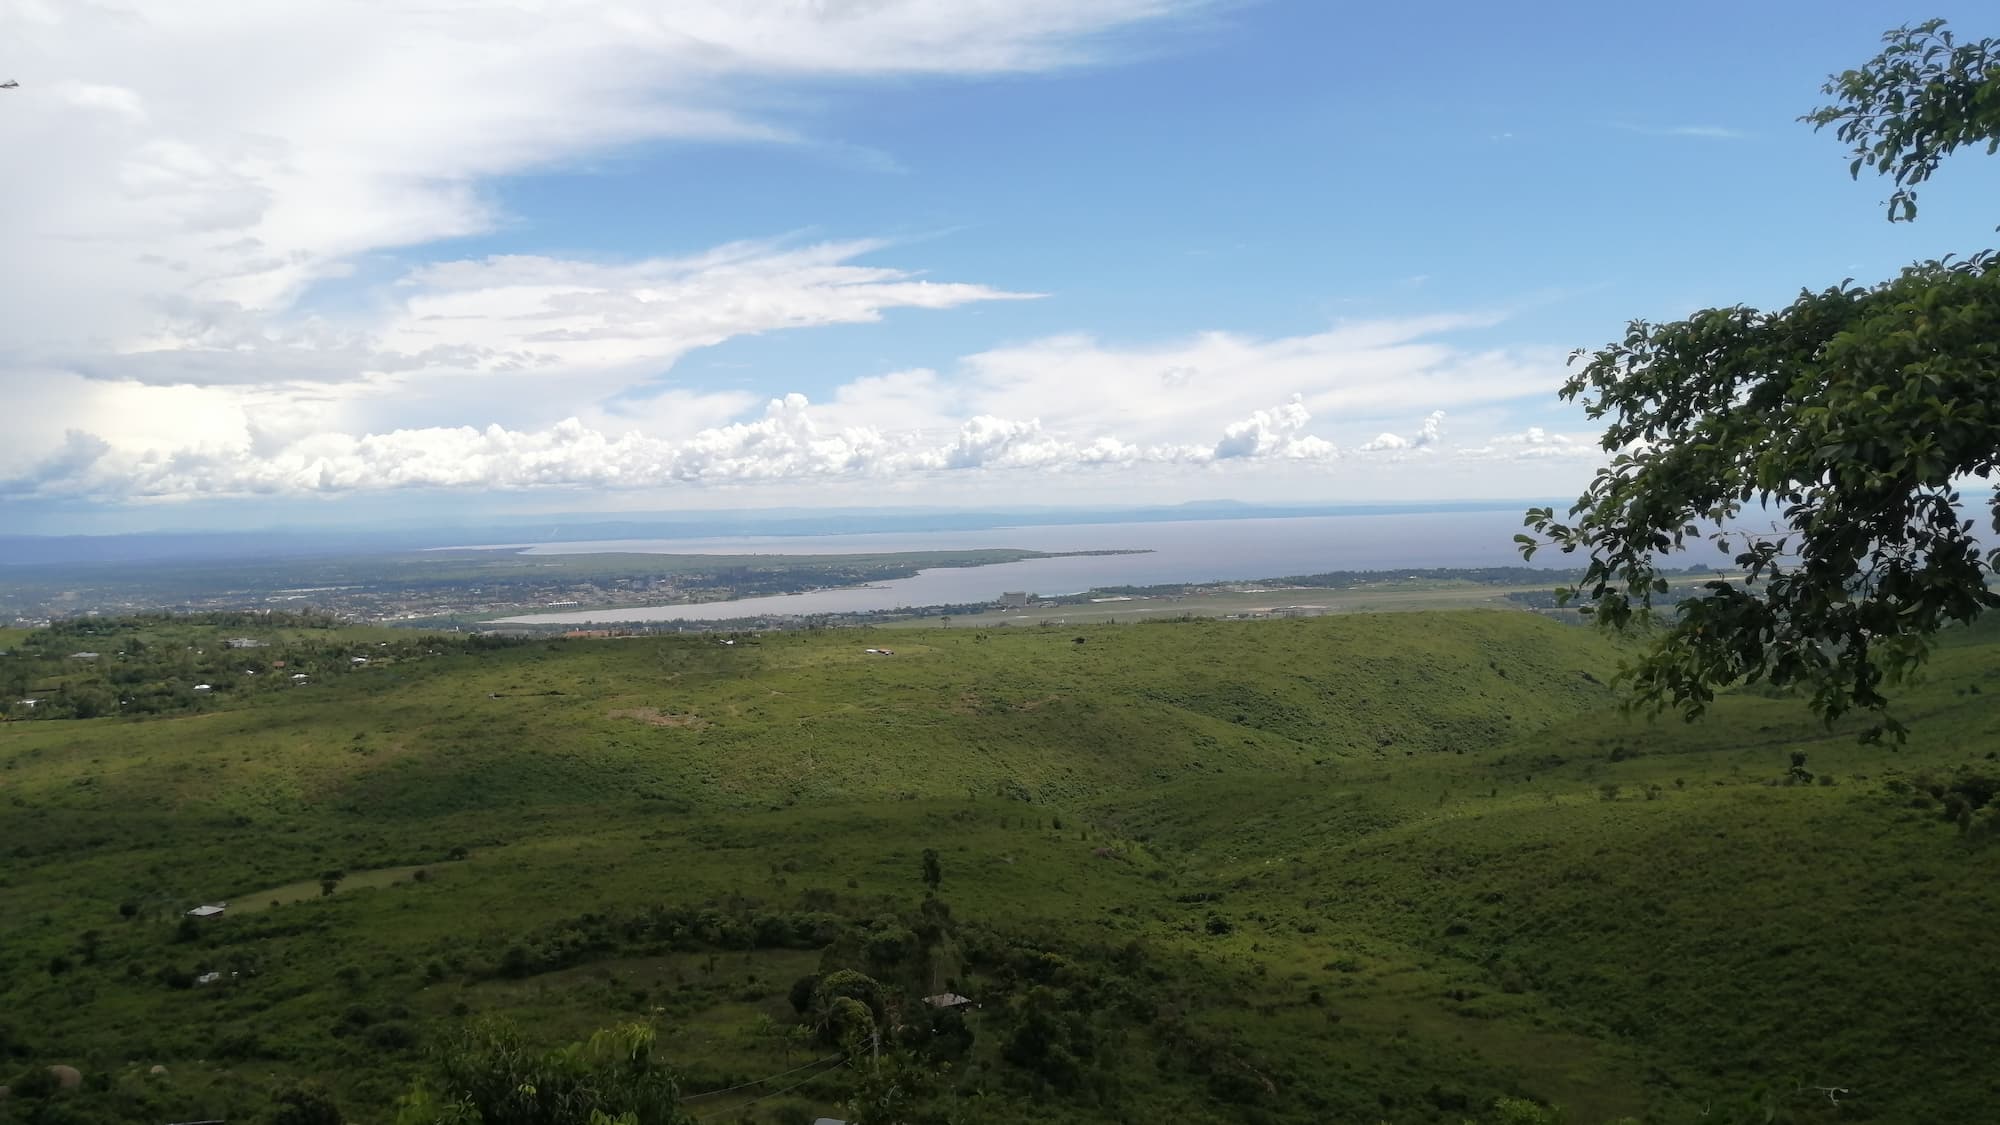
[2,612,1996,1124]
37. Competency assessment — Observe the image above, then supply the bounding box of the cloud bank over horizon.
[0,0,1616,521]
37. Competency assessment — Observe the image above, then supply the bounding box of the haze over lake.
[493,508,1556,624]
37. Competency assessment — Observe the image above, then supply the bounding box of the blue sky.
[3,0,1997,533]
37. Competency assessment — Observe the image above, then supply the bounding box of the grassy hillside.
[2,612,1996,1124]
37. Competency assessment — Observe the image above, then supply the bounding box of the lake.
[490,507,1559,625]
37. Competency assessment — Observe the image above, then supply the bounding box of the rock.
[49,1065,82,1089]
[149,1065,168,1076]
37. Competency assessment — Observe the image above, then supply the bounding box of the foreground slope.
[2,612,1996,1123]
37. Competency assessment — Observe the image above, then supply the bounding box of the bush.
[267,1079,344,1125]
[366,1021,419,1052]
[396,1020,690,1124]
[788,973,821,1016]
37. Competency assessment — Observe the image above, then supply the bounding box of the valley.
[4,612,1997,1123]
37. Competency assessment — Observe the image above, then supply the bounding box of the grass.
[885,580,1560,627]
[234,864,449,914]
[2,611,1997,1123]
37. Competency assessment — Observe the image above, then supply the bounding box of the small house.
[185,904,226,918]
[195,971,223,986]
[922,992,972,1009]
[192,684,213,693]
[69,651,100,660]
[291,673,309,681]
[16,699,38,709]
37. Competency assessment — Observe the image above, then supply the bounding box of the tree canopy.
[1523,19,2000,737]
[393,1020,693,1125]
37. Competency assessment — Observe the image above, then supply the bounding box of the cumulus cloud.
[1211,395,1336,461]
[5,393,1355,500]
[1356,409,1446,454]
[1458,427,1604,461]
[3,296,1604,501]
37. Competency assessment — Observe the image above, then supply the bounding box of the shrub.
[267,1079,343,1125]
[788,973,822,1016]
[366,1021,420,1051]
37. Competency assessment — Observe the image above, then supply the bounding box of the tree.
[1522,19,2000,739]
[320,869,346,897]
[811,970,887,1049]
[393,1019,694,1125]
[920,848,941,892]
[1805,19,2000,224]
[843,1052,948,1125]
[788,973,823,1016]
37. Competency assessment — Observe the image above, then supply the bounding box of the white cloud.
[0,1,1194,366]
[0,0,1622,513]
[4,392,1355,500]
[1664,125,1747,139]
[1458,427,1604,461]
[1614,123,1748,140]
[0,239,1035,474]
[0,0,1218,508]
[945,317,1556,445]
[3,295,1606,501]
[1357,409,1446,454]
[1210,395,1335,461]
[381,240,1031,379]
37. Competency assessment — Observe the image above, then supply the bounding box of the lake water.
[491,507,1559,625]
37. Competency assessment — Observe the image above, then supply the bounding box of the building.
[192,684,213,693]
[224,638,268,649]
[997,591,1033,608]
[185,904,226,918]
[69,651,100,660]
[922,992,972,1009]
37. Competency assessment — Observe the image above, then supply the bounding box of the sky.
[3,0,1999,534]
